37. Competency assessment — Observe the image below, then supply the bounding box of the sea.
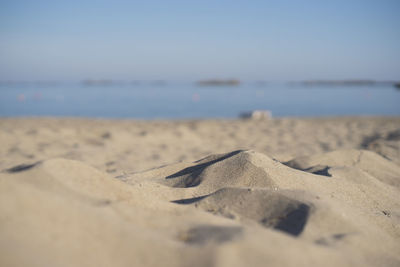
[0,81,399,119]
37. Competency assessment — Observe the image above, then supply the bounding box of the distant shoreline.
[299,80,399,86]
[0,79,399,87]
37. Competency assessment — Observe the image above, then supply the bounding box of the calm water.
[0,82,399,119]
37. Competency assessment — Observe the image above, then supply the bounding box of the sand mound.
[175,187,312,237]
[361,128,400,165]
[285,149,400,187]
[163,150,275,192]
[1,149,400,267]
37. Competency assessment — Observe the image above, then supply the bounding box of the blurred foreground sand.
[1,117,400,267]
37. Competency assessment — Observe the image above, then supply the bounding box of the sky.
[0,0,399,81]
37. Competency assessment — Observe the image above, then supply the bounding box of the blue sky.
[0,0,399,81]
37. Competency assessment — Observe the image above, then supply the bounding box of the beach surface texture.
[1,117,400,267]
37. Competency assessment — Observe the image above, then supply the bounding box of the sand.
[0,117,399,267]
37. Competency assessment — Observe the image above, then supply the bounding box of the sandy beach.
[1,117,400,266]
